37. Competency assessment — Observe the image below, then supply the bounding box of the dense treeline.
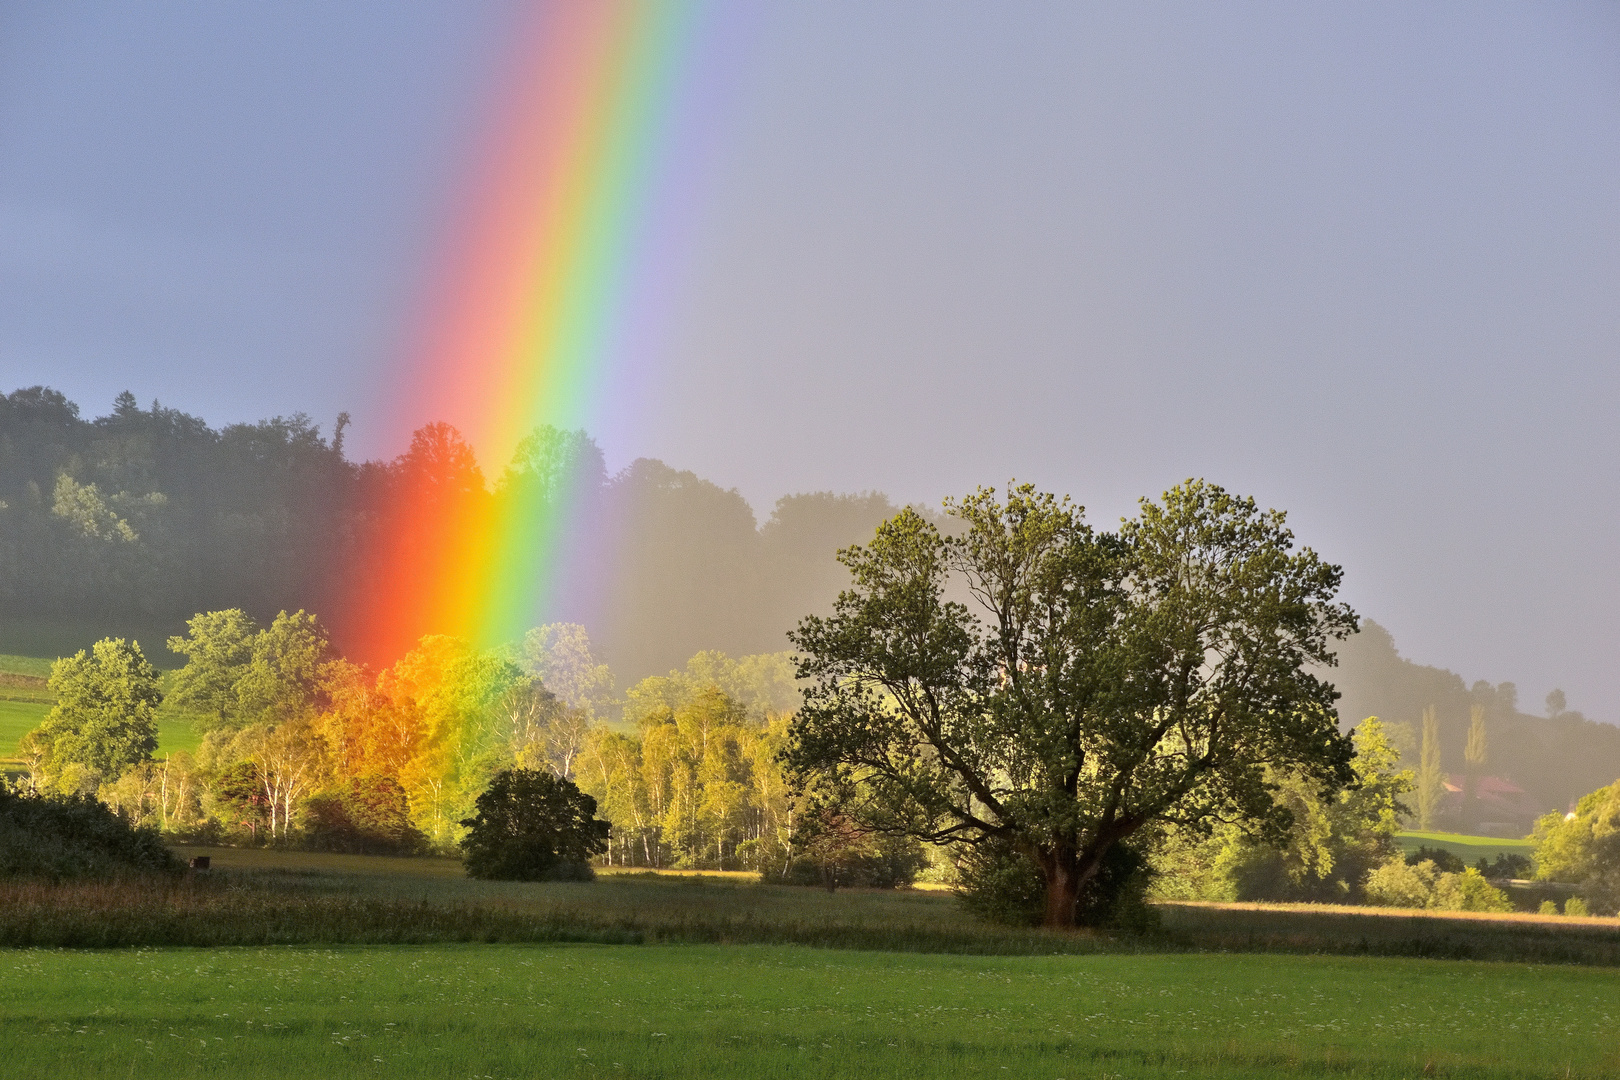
[19,610,809,873]
[0,387,353,627]
[17,615,1565,913]
[7,383,1620,906]
[0,385,902,680]
[8,384,1614,821]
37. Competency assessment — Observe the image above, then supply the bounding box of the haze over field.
[1,3,1617,719]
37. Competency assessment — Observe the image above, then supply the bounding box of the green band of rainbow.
[351,1,707,665]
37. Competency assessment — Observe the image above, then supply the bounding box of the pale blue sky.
[2,2,1617,720]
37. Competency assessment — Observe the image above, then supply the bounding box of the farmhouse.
[1439,774,1546,838]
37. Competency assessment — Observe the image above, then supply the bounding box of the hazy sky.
[2,3,1617,721]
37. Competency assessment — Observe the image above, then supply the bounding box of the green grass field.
[0,698,199,760]
[5,943,1616,1079]
[0,653,54,679]
[3,837,1618,1077]
[1397,832,1538,863]
[0,698,49,747]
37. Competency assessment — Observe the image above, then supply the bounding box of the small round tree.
[459,768,609,881]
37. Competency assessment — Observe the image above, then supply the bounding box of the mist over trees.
[5,383,1617,840]
[1331,621,1620,819]
[0,386,903,683]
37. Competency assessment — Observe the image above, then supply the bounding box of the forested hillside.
[4,384,1616,824]
[0,386,899,680]
[1332,621,1620,816]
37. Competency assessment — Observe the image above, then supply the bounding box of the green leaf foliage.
[1531,778,1620,915]
[1363,857,1513,912]
[787,480,1358,928]
[302,775,427,855]
[168,609,331,732]
[459,768,609,881]
[1166,719,1412,903]
[0,787,182,881]
[33,638,161,791]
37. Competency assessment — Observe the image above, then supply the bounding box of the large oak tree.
[786,481,1358,928]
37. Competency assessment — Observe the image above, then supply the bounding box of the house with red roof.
[1437,774,1548,838]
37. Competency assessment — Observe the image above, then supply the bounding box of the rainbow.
[349,2,710,666]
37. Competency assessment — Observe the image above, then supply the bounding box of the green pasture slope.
[0,653,53,679]
[0,652,201,759]
[0,699,49,751]
[0,698,200,760]
[1397,831,1538,864]
[5,944,1617,1079]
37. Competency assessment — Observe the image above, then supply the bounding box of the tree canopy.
[1532,778,1620,915]
[30,638,162,794]
[166,609,332,732]
[459,768,610,881]
[787,481,1358,928]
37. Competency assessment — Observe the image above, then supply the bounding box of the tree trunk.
[1039,849,1084,928]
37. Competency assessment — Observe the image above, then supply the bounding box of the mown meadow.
[7,646,1620,1079]
[1394,832,1537,866]
[7,943,1618,1079]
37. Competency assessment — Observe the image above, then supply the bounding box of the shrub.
[1565,896,1590,917]
[775,816,929,890]
[1475,852,1532,879]
[1406,846,1465,873]
[1431,867,1514,913]
[1539,900,1558,915]
[1575,868,1620,916]
[302,776,426,855]
[1365,856,1512,912]
[459,769,609,881]
[1365,855,1439,908]
[0,787,182,881]
[1076,843,1159,933]
[954,838,1045,926]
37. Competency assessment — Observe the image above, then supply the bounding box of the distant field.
[0,699,49,758]
[4,944,1617,1079]
[0,653,53,678]
[1396,831,1537,863]
[154,718,202,756]
[0,699,198,761]
[0,652,201,760]
[0,618,183,669]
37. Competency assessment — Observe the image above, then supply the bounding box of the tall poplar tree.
[1417,705,1445,830]
[1463,703,1488,829]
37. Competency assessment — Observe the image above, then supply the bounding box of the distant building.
[1438,774,1547,838]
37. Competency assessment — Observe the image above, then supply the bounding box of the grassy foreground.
[7,944,1619,1080]
[2,847,1616,965]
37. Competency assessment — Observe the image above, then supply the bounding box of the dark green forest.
[0,385,899,680]
[3,384,1617,821]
